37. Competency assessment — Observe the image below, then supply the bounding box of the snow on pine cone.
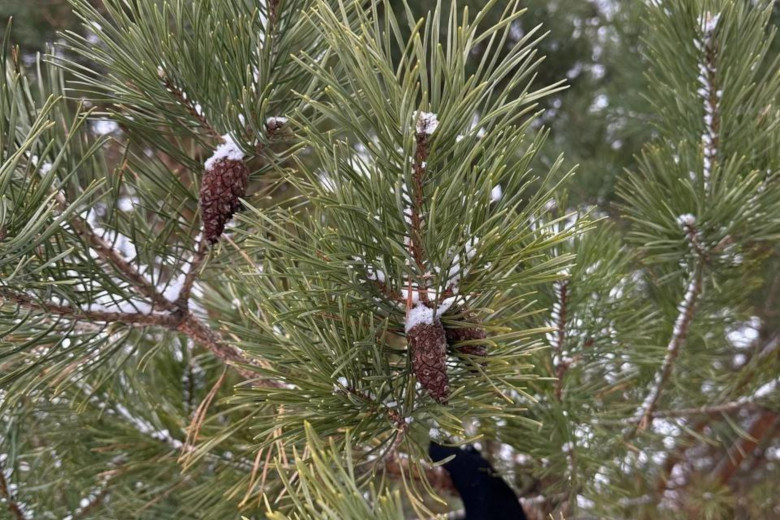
[200,136,249,244]
[406,305,450,403]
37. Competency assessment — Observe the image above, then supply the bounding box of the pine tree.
[1,1,778,519]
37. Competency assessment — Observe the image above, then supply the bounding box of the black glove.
[429,441,527,520]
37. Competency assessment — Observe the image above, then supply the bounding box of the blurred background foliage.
[5,0,776,208]
[0,0,652,207]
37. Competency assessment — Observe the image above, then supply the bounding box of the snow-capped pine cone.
[199,158,249,244]
[408,320,450,404]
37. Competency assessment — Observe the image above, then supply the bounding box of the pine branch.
[630,219,705,436]
[1,287,279,387]
[0,459,25,520]
[630,269,702,435]
[52,192,281,386]
[1,288,177,328]
[62,196,179,314]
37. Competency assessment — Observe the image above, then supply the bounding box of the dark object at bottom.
[429,441,527,520]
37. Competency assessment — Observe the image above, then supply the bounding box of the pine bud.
[200,140,249,244]
[407,320,450,404]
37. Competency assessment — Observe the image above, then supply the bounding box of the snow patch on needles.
[414,111,439,135]
[437,296,457,316]
[700,12,721,34]
[440,237,480,288]
[753,379,778,399]
[676,214,696,227]
[92,118,119,136]
[491,184,503,202]
[204,134,244,170]
[266,116,288,126]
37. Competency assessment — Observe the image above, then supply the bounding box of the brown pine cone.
[445,323,488,358]
[444,313,488,370]
[408,320,450,404]
[199,157,249,244]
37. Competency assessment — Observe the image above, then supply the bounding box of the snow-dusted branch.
[53,190,281,386]
[696,12,721,192]
[631,268,702,434]
[651,400,760,419]
[1,288,177,328]
[0,287,277,386]
[552,280,570,402]
[631,216,707,435]
[63,197,178,314]
[64,485,111,520]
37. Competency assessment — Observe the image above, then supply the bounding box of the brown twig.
[713,410,779,486]
[158,69,222,141]
[268,0,281,29]
[410,120,431,303]
[384,454,457,496]
[174,237,209,310]
[0,458,25,520]
[176,313,280,386]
